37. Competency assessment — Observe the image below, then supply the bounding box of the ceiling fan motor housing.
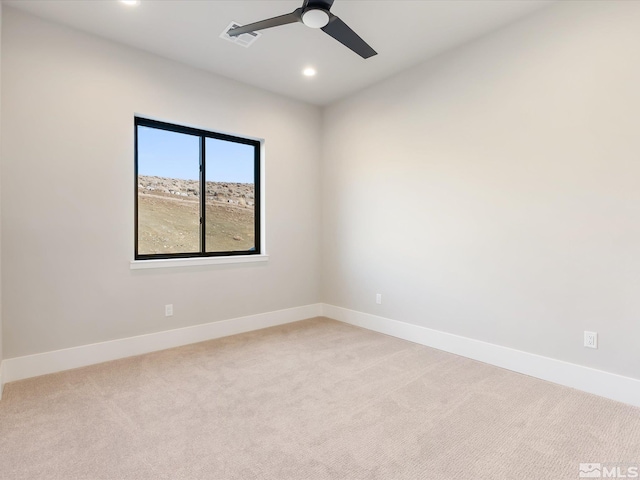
[302,8,330,29]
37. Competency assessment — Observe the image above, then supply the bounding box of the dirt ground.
[137,176,255,255]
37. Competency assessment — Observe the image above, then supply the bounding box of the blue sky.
[137,126,255,183]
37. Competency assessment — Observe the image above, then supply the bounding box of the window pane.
[137,126,200,255]
[205,138,256,252]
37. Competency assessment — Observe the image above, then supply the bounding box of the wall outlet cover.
[584,331,598,349]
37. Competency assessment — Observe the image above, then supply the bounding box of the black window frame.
[134,117,261,260]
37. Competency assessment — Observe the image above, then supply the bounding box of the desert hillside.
[138,175,254,206]
[137,175,255,254]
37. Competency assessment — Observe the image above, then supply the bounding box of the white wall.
[321,0,640,380]
[1,9,321,358]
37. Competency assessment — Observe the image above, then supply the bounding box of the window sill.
[130,254,269,270]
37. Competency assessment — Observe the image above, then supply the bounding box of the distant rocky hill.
[138,176,254,208]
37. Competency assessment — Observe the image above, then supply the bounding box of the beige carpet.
[1,317,639,480]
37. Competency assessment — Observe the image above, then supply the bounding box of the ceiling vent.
[220,22,261,48]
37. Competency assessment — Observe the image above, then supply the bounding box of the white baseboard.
[0,361,4,400]
[2,304,323,385]
[322,304,640,408]
[5,303,638,408]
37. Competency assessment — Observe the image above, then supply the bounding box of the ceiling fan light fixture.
[302,9,330,29]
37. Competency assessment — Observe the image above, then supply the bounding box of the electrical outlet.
[376,293,382,305]
[584,331,598,349]
[165,304,173,317]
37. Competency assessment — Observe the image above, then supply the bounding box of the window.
[135,117,261,260]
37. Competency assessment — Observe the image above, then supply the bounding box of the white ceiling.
[4,0,556,106]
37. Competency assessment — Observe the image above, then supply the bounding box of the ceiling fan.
[227,0,377,59]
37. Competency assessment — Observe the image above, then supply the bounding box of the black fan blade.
[321,14,377,59]
[227,8,303,37]
[303,0,335,9]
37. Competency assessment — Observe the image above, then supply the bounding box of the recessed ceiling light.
[303,67,317,77]
[120,0,140,6]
